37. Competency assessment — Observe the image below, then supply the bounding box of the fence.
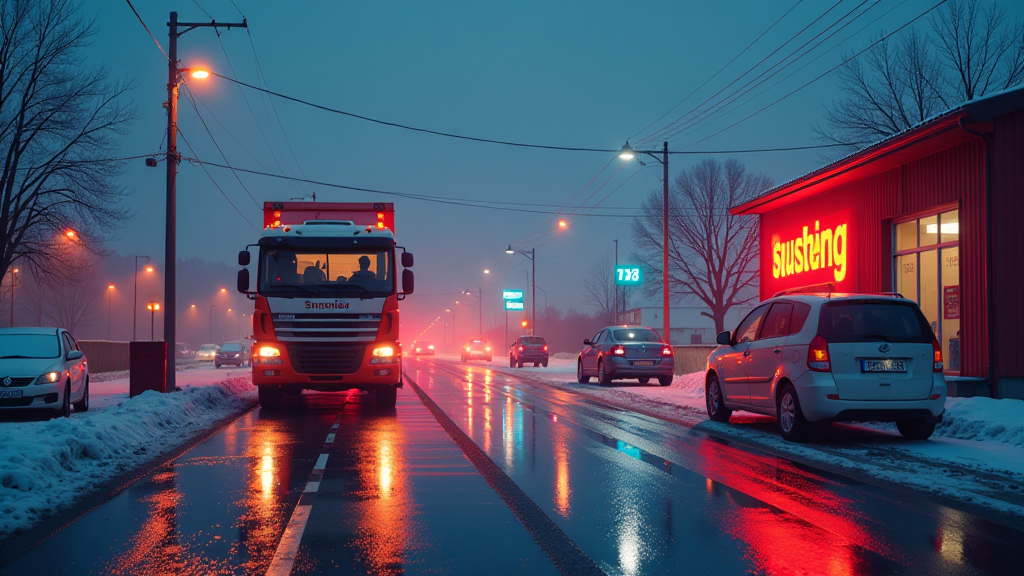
[672,345,716,375]
[78,340,130,374]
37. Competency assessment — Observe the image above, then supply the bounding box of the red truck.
[236,202,414,408]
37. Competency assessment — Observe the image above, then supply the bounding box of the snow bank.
[934,397,1024,447]
[0,374,254,538]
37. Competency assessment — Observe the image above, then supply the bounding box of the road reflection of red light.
[727,507,861,576]
[234,424,292,572]
[554,428,571,517]
[354,416,413,575]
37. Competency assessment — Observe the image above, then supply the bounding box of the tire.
[56,381,71,418]
[598,360,612,386]
[510,355,516,368]
[705,373,732,422]
[576,361,590,384]
[896,417,936,440]
[542,360,548,368]
[658,375,673,386]
[637,377,650,384]
[517,359,523,368]
[776,383,811,442]
[533,363,539,367]
[375,385,397,408]
[215,363,221,369]
[72,378,89,412]
[258,385,283,410]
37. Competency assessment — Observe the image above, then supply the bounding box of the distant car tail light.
[807,336,831,371]
[543,345,548,352]
[415,348,422,353]
[518,346,523,352]
[932,338,943,372]
[661,346,673,356]
[428,345,434,350]
[611,345,626,356]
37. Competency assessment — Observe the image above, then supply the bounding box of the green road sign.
[502,289,524,301]
[615,266,643,286]
[505,300,525,311]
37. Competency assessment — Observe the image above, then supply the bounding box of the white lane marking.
[314,453,329,470]
[325,433,336,444]
[304,480,320,493]
[265,504,312,576]
[330,422,339,430]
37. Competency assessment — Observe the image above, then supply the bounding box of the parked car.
[410,340,435,356]
[195,344,220,361]
[0,327,89,418]
[510,335,549,368]
[215,342,250,368]
[460,339,493,363]
[175,342,194,360]
[577,326,673,386]
[705,293,947,442]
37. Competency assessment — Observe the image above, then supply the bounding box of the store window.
[893,209,960,372]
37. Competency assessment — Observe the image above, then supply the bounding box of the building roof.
[730,84,1024,216]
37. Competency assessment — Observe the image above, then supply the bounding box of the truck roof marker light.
[377,212,384,219]
[377,222,385,229]
[366,226,372,233]
[273,211,281,218]
[283,226,291,232]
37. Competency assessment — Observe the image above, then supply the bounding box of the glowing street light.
[133,255,151,341]
[8,268,19,327]
[190,68,210,79]
[64,229,77,239]
[147,302,161,341]
[107,284,115,339]
[557,219,568,229]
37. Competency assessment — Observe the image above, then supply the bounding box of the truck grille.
[287,342,366,374]
[274,313,381,342]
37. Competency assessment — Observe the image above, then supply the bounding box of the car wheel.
[637,377,650,384]
[510,355,516,368]
[542,360,548,368]
[215,363,221,369]
[705,373,732,422]
[896,417,936,440]
[598,360,612,386]
[533,363,539,367]
[258,385,283,410]
[375,385,398,408]
[517,359,523,368]
[658,375,673,386]
[56,381,71,418]
[777,383,811,442]
[72,378,89,412]
[576,361,590,384]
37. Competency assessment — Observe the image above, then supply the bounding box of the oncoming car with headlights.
[411,340,435,356]
[0,327,89,418]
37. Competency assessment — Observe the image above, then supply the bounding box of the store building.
[731,87,1024,399]
[617,305,754,345]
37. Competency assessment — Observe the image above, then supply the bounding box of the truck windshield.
[259,247,394,297]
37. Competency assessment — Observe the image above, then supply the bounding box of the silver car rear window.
[818,300,932,343]
[612,329,661,342]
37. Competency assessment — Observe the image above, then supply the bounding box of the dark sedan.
[215,342,250,368]
[509,335,548,368]
[577,326,674,386]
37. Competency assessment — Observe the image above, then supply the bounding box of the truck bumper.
[252,341,402,391]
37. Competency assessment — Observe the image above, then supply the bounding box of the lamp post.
[147,302,161,341]
[162,12,246,393]
[620,141,671,344]
[8,268,18,327]
[107,284,115,339]
[133,256,151,341]
[505,245,536,336]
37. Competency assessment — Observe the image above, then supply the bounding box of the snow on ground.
[475,358,1024,515]
[0,366,255,538]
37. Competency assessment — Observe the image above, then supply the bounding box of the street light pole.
[505,246,536,336]
[165,12,245,392]
[133,255,150,341]
[8,268,18,327]
[107,285,115,339]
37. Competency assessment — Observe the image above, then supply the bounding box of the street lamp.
[107,284,115,339]
[8,268,18,327]
[619,141,672,344]
[147,302,161,341]
[133,255,151,341]
[505,245,536,336]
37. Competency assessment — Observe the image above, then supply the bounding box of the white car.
[705,293,946,441]
[195,343,220,361]
[0,327,89,418]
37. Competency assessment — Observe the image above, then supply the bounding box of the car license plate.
[0,390,22,399]
[862,359,906,373]
[632,360,655,367]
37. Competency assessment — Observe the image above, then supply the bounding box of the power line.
[124,0,171,62]
[176,130,261,231]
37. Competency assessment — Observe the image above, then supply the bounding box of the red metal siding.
[759,140,988,377]
[992,110,1024,379]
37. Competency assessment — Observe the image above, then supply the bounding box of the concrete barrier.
[78,340,130,374]
[672,345,716,375]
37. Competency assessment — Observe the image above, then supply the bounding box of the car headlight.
[35,371,60,385]
[370,345,398,364]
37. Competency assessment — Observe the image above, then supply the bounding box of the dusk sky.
[90,1,1019,335]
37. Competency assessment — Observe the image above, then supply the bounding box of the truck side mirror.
[402,269,414,294]
[402,252,414,268]
[716,331,731,346]
[238,250,250,266]
[237,268,250,293]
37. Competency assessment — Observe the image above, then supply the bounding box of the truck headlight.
[370,345,398,364]
[35,371,60,385]
[254,346,283,365]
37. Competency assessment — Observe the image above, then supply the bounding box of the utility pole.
[660,141,670,344]
[165,12,246,392]
[8,269,18,327]
[613,239,618,324]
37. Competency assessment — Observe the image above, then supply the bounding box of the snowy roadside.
[0,368,256,539]
[478,358,1024,516]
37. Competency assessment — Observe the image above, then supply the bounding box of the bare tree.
[582,255,616,322]
[817,0,1024,149]
[0,0,135,281]
[631,158,768,334]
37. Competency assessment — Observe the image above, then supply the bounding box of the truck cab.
[238,202,413,409]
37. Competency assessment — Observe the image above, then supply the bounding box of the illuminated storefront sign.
[771,220,848,282]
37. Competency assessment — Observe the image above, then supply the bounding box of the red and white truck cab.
[237,202,414,408]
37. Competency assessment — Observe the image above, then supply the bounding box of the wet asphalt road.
[3,358,1023,575]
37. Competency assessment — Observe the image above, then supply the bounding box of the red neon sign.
[764,210,854,295]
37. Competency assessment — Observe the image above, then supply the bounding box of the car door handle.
[773,349,781,354]
[742,350,751,356]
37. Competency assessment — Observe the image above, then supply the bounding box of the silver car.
[0,327,89,418]
[577,325,674,386]
[705,294,946,441]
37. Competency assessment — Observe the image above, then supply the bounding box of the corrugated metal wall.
[992,110,1024,380]
[759,139,988,378]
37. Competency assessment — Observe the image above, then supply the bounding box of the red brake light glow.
[518,346,523,352]
[611,345,626,356]
[661,346,673,356]
[543,345,548,351]
[932,338,943,372]
[808,336,831,371]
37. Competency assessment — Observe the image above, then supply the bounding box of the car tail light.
[611,345,625,356]
[485,346,492,352]
[543,345,548,352]
[808,336,831,371]
[518,346,523,352]
[661,346,673,356]
[932,338,943,372]
[465,346,471,352]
